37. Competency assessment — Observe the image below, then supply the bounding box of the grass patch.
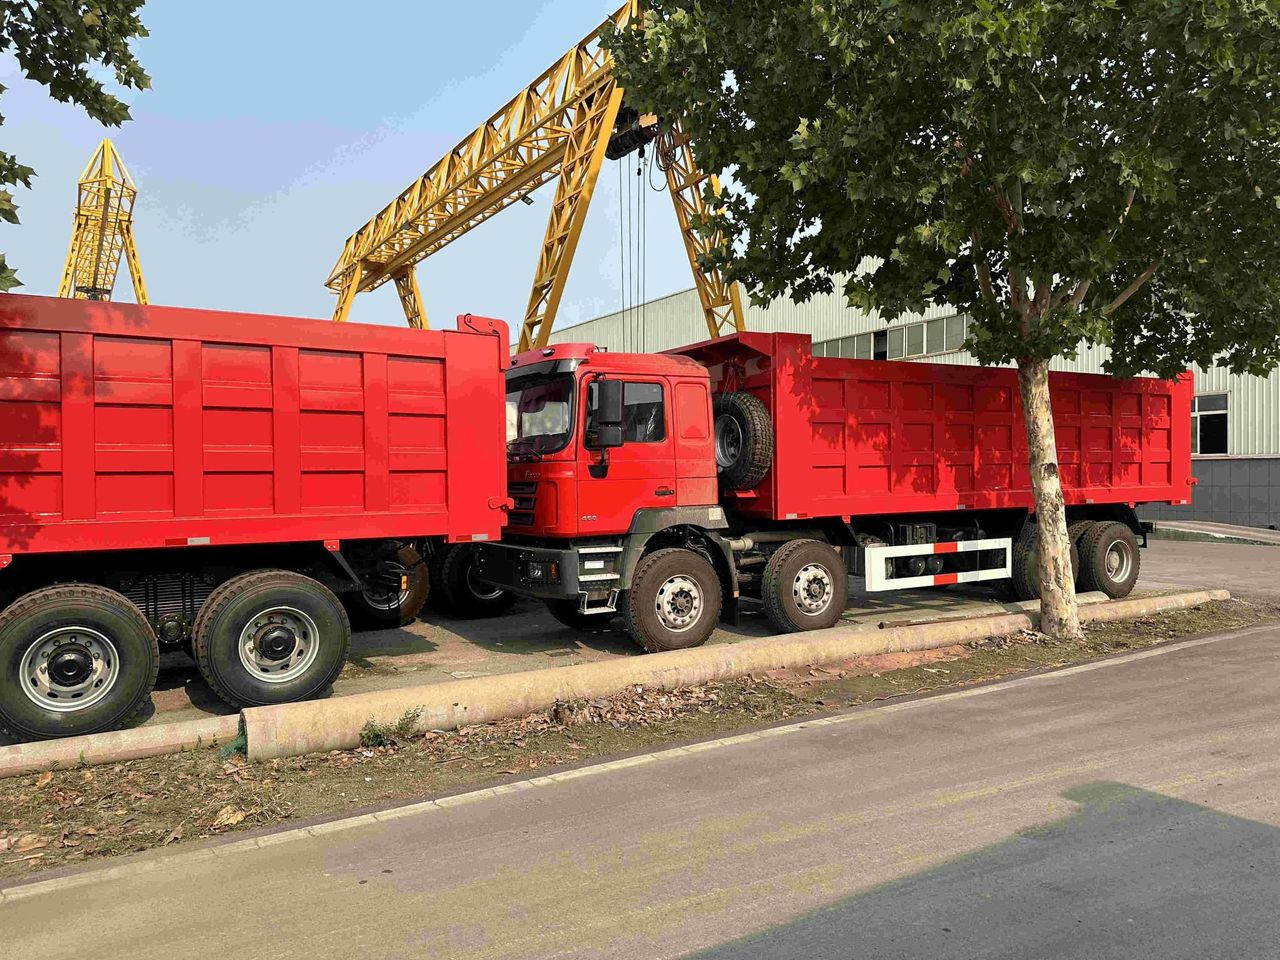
[1,597,1275,882]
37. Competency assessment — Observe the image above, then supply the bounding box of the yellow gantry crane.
[325,2,744,351]
[59,139,147,303]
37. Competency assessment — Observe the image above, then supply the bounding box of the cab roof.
[510,342,707,378]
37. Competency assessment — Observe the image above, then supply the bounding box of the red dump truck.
[0,295,509,740]
[477,331,1194,652]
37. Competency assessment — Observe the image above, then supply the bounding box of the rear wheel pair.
[1007,520,1140,601]
[0,570,353,741]
[428,543,516,618]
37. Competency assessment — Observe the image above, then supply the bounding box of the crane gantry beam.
[59,139,147,304]
[326,2,745,351]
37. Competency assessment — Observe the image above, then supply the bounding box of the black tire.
[713,392,773,491]
[1011,523,1081,601]
[426,545,451,612]
[193,570,350,708]
[623,548,722,653]
[0,584,159,741]
[343,544,429,629]
[438,543,517,617]
[1078,521,1141,599]
[544,599,615,631]
[1067,520,1093,587]
[762,539,849,633]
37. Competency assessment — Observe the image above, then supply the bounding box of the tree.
[0,1,150,290]
[606,0,1280,639]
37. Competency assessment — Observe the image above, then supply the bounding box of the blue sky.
[2,0,692,328]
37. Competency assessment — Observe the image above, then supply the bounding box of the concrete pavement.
[4,622,1278,959]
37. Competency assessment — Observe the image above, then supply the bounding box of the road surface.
[3,621,1277,959]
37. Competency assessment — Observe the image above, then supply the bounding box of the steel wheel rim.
[654,575,703,633]
[792,563,834,616]
[1104,539,1134,584]
[466,565,504,602]
[714,414,743,469]
[20,626,120,713]
[238,606,320,684]
[362,560,411,612]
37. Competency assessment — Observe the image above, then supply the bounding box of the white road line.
[1,622,1272,905]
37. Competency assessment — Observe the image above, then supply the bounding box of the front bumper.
[474,542,581,600]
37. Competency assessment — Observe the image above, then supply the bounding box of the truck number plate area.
[862,538,1012,592]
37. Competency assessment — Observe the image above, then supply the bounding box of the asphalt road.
[1140,538,1280,599]
[4,622,1277,959]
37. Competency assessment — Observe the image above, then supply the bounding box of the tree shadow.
[692,781,1280,959]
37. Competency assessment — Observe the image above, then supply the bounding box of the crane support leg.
[663,130,746,339]
[520,84,625,352]
[332,261,364,323]
[392,267,427,329]
[121,224,148,305]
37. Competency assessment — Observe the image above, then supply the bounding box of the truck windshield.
[506,373,575,455]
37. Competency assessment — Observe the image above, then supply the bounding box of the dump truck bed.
[0,295,509,556]
[673,332,1194,522]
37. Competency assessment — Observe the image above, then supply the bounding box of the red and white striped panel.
[863,537,1012,592]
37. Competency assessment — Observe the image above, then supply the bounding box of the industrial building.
[548,285,1280,530]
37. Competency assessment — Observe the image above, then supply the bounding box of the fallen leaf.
[212,806,246,829]
[35,772,53,788]
[13,835,47,853]
[81,770,95,783]
[163,824,184,845]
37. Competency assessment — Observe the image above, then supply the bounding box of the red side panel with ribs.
[672,332,1194,522]
[0,295,509,555]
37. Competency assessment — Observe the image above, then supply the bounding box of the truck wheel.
[0,584,159,741]
[624,548,722,653]
[544,599,615,631]
[343,544,429,629]
[439,543,517,617]
[713,392,773,491]
[1078,521,1141,599]
[193,570,350,708]
[762,539,848,633]
[1011,524,1081,601]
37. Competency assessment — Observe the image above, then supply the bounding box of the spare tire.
[713,392,773,491]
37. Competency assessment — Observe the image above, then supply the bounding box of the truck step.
[578,572,621,583]
[577,545,624,554]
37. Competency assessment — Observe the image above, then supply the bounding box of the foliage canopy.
[606,0,1280,379]
[0,0,150,290]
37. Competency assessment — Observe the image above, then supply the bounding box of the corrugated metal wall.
[548,284,1280,456]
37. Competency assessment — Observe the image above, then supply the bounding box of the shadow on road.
[692,781,1280,960]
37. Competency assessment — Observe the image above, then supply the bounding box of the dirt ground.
[2,596,1275,882]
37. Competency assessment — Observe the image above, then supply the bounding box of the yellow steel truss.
[326,2,744,351]
[59,139,147,303]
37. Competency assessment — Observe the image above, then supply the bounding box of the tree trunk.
[1016,357,1083,641]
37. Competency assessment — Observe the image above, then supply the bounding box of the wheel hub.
[655,575,702,633]
[714,414,743,469]
[255,625,297,662]
[48,645,94,686]
[1105,540,1133,582]
[238,607,319,683]
[792,563,834,616]
[20,626,120,714]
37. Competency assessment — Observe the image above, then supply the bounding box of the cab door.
[576,378,676,536]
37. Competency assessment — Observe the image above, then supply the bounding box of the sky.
[1,0,693,329]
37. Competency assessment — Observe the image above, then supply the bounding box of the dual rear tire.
[1007,520,1140,601]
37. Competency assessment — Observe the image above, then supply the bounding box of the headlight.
[524,559,560,584]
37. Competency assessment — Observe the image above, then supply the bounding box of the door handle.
[655,487,675,497]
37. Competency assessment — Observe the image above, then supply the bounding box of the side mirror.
[589,423,624,449]
[595,379,624,427]
[585,379,625,450]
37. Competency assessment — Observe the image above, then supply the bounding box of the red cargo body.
[674,332,1195,519]
[0,295,509,557]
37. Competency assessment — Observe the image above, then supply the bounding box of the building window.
[814,314,968,363]
[1192,393,1228,455]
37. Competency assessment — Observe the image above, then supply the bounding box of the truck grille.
[509,481,537,526]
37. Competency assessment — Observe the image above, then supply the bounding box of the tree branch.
[971,233,995,304]
[1103,260,1162,316]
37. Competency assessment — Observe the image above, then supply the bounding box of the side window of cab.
[585,381,667,443]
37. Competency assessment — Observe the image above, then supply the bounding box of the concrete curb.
[0,715,240,780]
[242,588,1231,762]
